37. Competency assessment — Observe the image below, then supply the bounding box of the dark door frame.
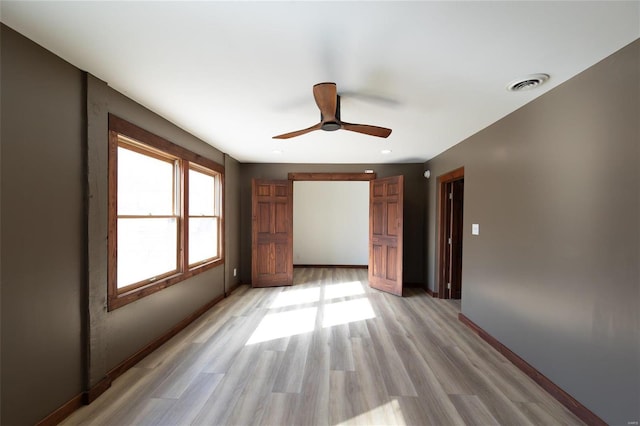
[436,167,464,299]
[288,172,376,182]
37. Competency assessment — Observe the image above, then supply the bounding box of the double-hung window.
[188,165,222,266]
[108,115,224,310]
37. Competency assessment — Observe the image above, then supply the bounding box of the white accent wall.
[293,181,368,265]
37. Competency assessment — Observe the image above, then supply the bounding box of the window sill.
[108,258,224,311]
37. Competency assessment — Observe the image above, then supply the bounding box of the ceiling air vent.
[507,73,549,92]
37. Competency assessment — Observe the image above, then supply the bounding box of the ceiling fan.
[272,82,392,139]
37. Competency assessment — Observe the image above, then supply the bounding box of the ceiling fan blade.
[272,122,322,139]
[313,82,338,121]
[341,122,392,138]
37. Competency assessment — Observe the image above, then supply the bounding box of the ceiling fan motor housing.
[321,122,341,131]
[321,95,341,131]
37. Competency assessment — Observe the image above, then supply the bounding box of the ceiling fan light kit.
[273,82,392,139]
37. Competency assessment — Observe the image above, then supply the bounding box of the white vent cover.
[507,74,550,91]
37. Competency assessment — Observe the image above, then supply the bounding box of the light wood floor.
[63,268,583,425]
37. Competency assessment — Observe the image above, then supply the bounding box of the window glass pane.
[189,168,215,216]
[189,217,218,264]
[118,146,174,215]
[118,218,178,287]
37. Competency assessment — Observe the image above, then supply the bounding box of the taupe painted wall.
[239,163,425,285]
[225,154,241,292]
[1,24,242,424]
[1,25,84,425]
[424,39,640,424]
[87,78,229,378]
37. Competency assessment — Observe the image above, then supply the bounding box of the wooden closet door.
[251,179,293,287]
[368,175,404,296]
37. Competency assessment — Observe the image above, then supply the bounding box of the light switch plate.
[472,224,480,235]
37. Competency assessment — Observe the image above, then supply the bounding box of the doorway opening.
[437,167,464,300]
[252,172,405,297]
[293,180,368,268]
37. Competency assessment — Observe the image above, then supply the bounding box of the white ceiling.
[2,1,638,164]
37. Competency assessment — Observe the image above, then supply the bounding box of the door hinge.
[448,237,452,245]
[447,282,451,289]
[449,192,453,200]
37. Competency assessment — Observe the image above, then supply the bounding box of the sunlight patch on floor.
[247,280,377,346]
[324,281,365,300]
[269,287,321,308]
[246,307,317,344]
[322,298,375,328]
[334,399,405,426]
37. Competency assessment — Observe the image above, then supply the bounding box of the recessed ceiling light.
[381,149,392,154]
[507,73,550,92]
[272,150,283,155]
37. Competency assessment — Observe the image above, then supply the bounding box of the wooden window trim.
[108,114,224,311]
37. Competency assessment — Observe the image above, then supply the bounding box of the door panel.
[386,246,398,280]
[252,179,293,287]
[369,175,404,296]
[256,243,270,275]
[275,202,289,233]
[387,202,399,236]
[372,203,384,235]
[257,202,270,233]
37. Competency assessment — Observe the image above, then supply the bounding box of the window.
[108,115,224,310]
[188,165,223,266]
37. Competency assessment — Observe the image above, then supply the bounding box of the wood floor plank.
[382,321,466,424]
[329,324,355,371]
[364,318,418,397]
[350,335,388,406]
[202,314,261,374]
[396,395,463,426]
[149,342,207,399]
[328,370,355,425]
[123,398,174,426]
[272,331,313,393]
[347,320,371,339]
[61,268,584,426]
[449,394,501,426]
[190,344,263,425]
[226,350,284,425]
[439,344,535,426]
[294,327,331,426]
[154,372,224,426]
[259,392,299,426]
[330,366,397,426]
[61,367,149,425]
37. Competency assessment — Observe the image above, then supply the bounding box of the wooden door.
[251,179,293,287]
[437,167,464,299]
[369,175,404,296]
